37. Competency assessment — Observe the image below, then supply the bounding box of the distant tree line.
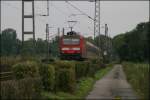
[2,21,148,62]
[112,21,149,62]
[0,28,114,62]
[0,28,59,57]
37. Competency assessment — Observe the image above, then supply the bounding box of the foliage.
[94,66,112,80]
[49,36,59,57]
[122,62,149,99]
[94,34,114,62]
[0,28,19,56]
[20,38,36,56]
[113,22,149,62]
[75,61,90,79]
[54,61,76,93]
[75,77,94,97]
[0,78,43,100]
[42,77,95,100]
[0,28,59,57]
[12,61,39,79]
[39,64,55,91]
[75,60,102,79]
[42,64,113,99]
[0,56,22,72]
[35,38,48,56]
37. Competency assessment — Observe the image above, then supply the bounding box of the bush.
[87,63,97,77]
[39,64,55,91]
[0,56,21,72]
[12,61,39,79]
[54,61,76,93]
[75,60,101,79]
[75,61,90,79]
[0,78,43,99]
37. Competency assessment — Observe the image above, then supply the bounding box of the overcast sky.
[1,1,149,40]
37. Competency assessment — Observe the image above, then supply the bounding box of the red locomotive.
[59,31,100,60]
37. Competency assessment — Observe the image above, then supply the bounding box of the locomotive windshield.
[63,38,80,45]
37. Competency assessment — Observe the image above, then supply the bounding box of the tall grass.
[1,56,113,99]
[122,62,149,99]
[42,65,113,99]
[0,78,43,99]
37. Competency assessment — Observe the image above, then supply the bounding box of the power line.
[65,1,95,21]
[51,3,68,16]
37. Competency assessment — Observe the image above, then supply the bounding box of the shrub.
[12,61,39,79]
[0,56,21,72]
[87,63,97,77]
[75,60,101,79]
[54,61,76,93]
[75,61,90,79]
[17,78,43,99]
[0,78,43,100]
[39,64,55,91]
[0,80,19,99]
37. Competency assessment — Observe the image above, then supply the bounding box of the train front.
[59,31,84,60]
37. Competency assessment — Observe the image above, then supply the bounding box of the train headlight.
[62,47,70,50]
[72,48,80,50]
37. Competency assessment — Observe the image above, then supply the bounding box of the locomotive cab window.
[63,38,80,45]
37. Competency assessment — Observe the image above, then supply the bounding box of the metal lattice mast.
[94,0,101,57]
[22,0,35,45]
[94,0,100,40]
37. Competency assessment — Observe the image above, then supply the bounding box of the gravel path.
[86,64,138,100]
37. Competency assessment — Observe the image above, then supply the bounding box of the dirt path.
[86,64,138,100]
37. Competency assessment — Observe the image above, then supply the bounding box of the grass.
[42,77,94,100]
[75,77,94,98]
[42,65,113,99]
[94,66,112,80]
[122,62,149,99]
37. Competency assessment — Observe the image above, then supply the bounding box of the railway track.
[0,71,13,81]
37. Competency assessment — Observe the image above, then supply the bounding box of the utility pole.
[62,28,65,35]
[46,0,49,16]
[46,24,50,59]
[94,0,102,60]
[0,0,1,33]
[104,24,108,63]
[22,0,35,45]
[57,27,60,38]
[104,24,108,55]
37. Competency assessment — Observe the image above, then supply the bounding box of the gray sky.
[1,1,149,40]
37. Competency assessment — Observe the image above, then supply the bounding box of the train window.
[63,39,71,45]
[72,39,80,45]
[63,38,80,45]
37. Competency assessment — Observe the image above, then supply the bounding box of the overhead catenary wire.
[65,1,95,21]
[3,1,95,38]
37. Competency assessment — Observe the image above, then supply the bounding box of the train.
[59,31,100,60]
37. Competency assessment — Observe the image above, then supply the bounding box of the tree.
[113,21,149,62]
[1,28,18,56]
